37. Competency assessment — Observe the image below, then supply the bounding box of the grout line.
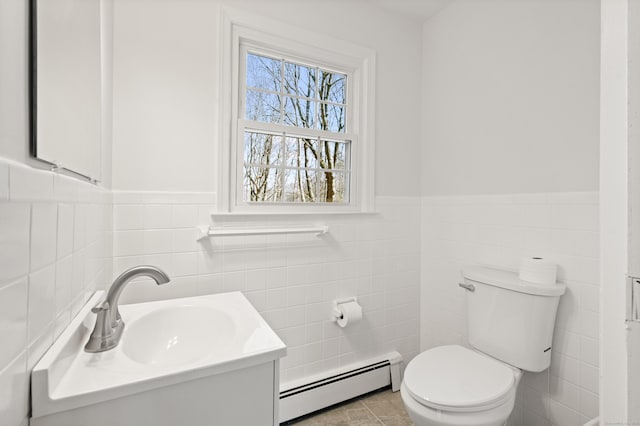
[359,398,384,426]
[358,397,384,425]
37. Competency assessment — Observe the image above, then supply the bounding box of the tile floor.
[283,387,414,426]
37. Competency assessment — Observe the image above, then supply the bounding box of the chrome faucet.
[84,266,170,353]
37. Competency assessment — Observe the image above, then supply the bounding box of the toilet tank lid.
[462,266,567,297]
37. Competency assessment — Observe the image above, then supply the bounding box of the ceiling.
[370,0,453,22]
[222,0,454,23]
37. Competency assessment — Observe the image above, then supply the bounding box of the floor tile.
[285,388,413,426]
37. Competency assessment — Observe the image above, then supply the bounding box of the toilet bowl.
[400,345,522,426]
[400,266,565,426]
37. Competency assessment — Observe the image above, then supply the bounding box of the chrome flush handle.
[458,282,475,292]
[627,277,640,322]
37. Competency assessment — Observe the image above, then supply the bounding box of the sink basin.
[122,306,235,367]
[31,291,286,422]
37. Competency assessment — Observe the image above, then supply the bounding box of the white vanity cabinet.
[31,292,286,426]
[31,360,280,426]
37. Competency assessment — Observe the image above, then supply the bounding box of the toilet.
[401,265,566,426]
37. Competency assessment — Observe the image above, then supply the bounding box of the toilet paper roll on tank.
[518,257,558,285]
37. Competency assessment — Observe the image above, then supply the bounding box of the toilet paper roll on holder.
[333,297,358,321]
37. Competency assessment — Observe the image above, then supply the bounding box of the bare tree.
[244,53,347,203]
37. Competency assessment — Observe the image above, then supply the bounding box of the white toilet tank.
[462,266,566,372]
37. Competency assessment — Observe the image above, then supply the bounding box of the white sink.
[122,305,236,367]
[31,291,286,422]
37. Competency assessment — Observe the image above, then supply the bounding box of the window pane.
[244,131,283,167]
[284,137,299,168]
[240,49,354,206]
[300,138,320,169]
[318,140,347,171]
[246,90,281,123]
[283,137,321,170]
[318,103,345,133]
[319,70,346,104]
[284,62,316,98]
[244,166,283,202]
[283,169,319,203]
[283,96,315,128]
[318,171,346,203]
[246,53,281,92]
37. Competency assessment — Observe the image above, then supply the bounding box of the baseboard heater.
[279,351,403,423]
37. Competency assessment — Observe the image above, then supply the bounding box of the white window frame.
[217,8,376,214]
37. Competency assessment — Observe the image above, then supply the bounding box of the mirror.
[30,0,103,181]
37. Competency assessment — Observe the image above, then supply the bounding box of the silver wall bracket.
[627,276,640,322]
[458,282,475,292]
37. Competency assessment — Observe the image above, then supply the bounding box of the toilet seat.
[403,345,517,413]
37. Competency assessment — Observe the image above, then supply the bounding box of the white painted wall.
[600,0,630,422]
[111,0,423,196]
[0,0,31,163]
[421,0,600,196]
[627,0,640,420]
[111,0,218,192]
[110,0,424,392]
[420,1,602,424]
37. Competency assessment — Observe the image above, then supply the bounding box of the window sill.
[210,211,379,218]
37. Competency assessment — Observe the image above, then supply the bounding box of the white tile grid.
[112,193,422,387]
[421,192,599,426]
[0,160,112,426]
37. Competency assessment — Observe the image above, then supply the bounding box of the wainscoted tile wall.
[421,192,599,426]
[0,158,112,426]
[0,182,602,426]
[111,192,421,387]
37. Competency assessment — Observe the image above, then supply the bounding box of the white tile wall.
[112,191,421,387]
[0,158,112,426]
[421,192,599,426]
[0,180,600,426]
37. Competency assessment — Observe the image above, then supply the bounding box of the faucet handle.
[91,301,110,314]
[85,301,115,353]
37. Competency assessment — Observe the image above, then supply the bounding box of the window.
[242,50,350,204]
[219,11,375,213]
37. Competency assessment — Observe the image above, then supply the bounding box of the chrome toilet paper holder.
[333,297,358,321]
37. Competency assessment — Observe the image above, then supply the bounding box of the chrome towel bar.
[196,225,329,241]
